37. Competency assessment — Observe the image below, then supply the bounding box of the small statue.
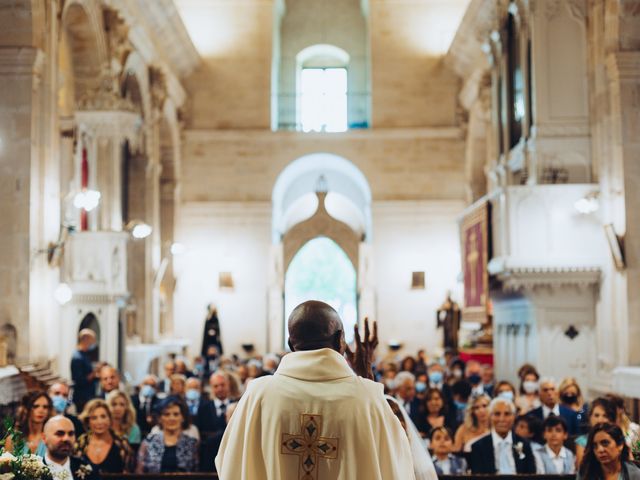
[437,293,461,352]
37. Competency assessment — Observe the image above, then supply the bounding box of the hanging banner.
[460,201,491,323]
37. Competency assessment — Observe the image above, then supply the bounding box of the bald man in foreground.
[42,416,97,479]
[215,300,415,479]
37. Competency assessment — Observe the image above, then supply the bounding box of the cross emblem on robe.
[281,414,339,480]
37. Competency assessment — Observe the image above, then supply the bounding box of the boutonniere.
[513,442,525,460]
[74,464,92,480]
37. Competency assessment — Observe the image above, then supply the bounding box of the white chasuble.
[215,348,416,480]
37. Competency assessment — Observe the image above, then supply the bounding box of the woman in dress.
[453,393,491,452]
[8,391,52,457]
[577,422,640,480]
[76,399,133,473]
[136,396,198,473]
[106,390,141,448]
[575,397,618,468]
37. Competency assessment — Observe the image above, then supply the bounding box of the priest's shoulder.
[355,376,386,397]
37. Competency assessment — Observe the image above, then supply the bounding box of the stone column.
[607,51,640,364]
[0,47,44,362]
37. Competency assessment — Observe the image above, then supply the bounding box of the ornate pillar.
[0,46,45,363]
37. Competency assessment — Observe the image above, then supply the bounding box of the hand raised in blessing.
[345,318,378,380]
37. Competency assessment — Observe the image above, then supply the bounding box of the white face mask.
[523,380,539,394]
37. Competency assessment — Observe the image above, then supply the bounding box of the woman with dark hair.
[606,393,640,448]
[577,423,640,480]
[136,396,198,473]
[400,356,417,374]
[7,391,52,457]
[515,370,541,413]
[420,388,452,441]
[576,397,618,467]
[76,398,133,473]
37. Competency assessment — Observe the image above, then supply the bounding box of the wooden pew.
[102,474,574,479]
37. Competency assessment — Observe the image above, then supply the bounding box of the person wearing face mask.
[131,375,161,437]
[48,382,85,436]
[527,378,580,436]
[185,377,204,420]
[450,379,472,431]
[516,369,542,414]
[465,360,484,396]
[558,377,589,434]
[447,359,466,386]
[494,381,517,403]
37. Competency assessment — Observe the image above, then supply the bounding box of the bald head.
[287,301,344,353]
[43,416,75,463]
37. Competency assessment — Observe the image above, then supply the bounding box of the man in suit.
[43,416,98,480]
[131,374,161,437]
[394,371,424,430]
[469,397,537,474]
[48,382,84,436]
[527,378,580,435]
[197,371,234,471]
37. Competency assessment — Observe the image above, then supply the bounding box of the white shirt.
[491,429,515,474]
[45,455,72,480]
[433,456,451,474]
[547,445,567,474]
[395,395,412,414]
[213,397,230,417]
[542,404,560,418]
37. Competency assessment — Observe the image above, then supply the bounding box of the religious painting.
[460,201,491,323]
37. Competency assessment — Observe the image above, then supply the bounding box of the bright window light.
[54,283,73,305]
[131,222,152,239]
[73,189,101,211]
[300,68,348,133]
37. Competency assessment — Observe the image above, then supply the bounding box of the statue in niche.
[436,294,461,352]
[202,304,223,357]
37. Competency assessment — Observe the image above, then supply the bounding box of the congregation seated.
[527,377,580,435]
[76,398,134,473]
[106,389,142,448]
[394,371,424,428]
[137,396,199,473]
[131,374,162,437]
[516,366,542,414]
[98,364,122,399]
[468,397,537,474]
[43,415,98,480]
[533,415,576,474]
[577,422,640,480]
[169,373,187,397]
[558,377,589,434]
[430,426,467,475]
[48,381,84,436]
[6,391,51,457]
[157,361,176,396]
[514,413,544,450]
[606,393,640,448]
[453,392,491,452]
[420,388,457,442]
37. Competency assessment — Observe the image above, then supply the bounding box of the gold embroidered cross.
[281,414,339,480]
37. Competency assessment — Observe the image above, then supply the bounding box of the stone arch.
[60,0,108,104]
[272,153,372,243]
[120,52,151,124]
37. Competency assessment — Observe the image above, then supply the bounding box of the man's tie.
[219,402,227,418]
[498,440,515,474]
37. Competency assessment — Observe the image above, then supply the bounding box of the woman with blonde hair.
[558,377,588,434]
[76,398,133,473]
[453,393,491,452]
[106,390,141,447]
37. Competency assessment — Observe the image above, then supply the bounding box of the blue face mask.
[185,389,201,401]
[51,395,68,414]
[141,385,155,398]
[194,364,205,374]
[498,391,515,402]
[468,373,482,385]
[454,400,467,410]
[416,382,427,393]
[429,371,443,384]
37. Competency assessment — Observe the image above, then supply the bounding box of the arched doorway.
[284,237,357,347]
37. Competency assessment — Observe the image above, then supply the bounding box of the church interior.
[1,0,640,476]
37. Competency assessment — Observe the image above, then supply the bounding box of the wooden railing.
[102,474,574,479]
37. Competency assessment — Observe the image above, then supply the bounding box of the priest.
[215,300,415,479]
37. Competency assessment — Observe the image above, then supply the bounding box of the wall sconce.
[388,339,403,351]
[73,189,101,211]
[219,272,234,290]
[411,271,425,289]
[125,220,152,239]
[574,191,599,215]
[54,283,73,305]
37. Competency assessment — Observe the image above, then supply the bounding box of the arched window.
[296,45,349,132]
[284,237,357,347]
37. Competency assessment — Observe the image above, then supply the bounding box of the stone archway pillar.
[266,244,284,352]
[357,242,377,324]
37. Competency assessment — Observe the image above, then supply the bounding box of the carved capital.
[606,52,640,83]
[75,110,142,151]
[103,6,131,68]
[77,65,137,112]
[497,265,601,294]
[149,66,167,111]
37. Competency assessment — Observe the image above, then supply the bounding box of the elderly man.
[98,364,120,397]
[395,371,423,429]
[215,300,415,479]
[527,378,580,435]
[43,416,97,479]
[469,397,537,474]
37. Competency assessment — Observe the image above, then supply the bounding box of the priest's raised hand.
[344,318,378,380]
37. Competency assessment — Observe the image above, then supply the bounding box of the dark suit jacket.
[130,394,161,436]
[196,399,234,472]
[44,456,99,480]
[528,404,580,435]
[468,432,537,474]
